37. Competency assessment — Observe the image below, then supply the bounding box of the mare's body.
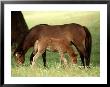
[14,23,92,67]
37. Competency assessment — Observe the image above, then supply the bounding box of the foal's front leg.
[31,51,42,68]
[31,48,46,68]
[30,50,47,67]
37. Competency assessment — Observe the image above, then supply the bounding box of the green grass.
[11,11,100,77]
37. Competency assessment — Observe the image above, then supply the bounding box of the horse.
[11,11,29,50]
[31,37,78,67]
[14,23,92,68]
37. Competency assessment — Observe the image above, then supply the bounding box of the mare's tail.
[83,26,92,67]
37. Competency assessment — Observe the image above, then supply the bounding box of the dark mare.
[11,11,29,50]
[31,37,78,67]
[14,23,92,67]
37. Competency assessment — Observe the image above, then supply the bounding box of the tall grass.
[11,11,100,77]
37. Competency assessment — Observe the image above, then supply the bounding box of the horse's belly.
[46,46,58,52]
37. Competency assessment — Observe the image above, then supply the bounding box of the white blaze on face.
[15,53,18,57]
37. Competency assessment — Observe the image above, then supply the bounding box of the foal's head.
[14,50,25,65]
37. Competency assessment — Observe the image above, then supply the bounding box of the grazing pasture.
[11,11,100,77]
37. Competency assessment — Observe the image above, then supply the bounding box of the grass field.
[11,11,100,77]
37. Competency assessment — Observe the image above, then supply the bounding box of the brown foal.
[31,37,77,67]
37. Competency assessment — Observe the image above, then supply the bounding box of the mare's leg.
[42,50,46,67]
[76,44,86,67]
[30,52,35,65]
[59,51,67,65]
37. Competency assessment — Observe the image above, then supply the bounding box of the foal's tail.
[83,26,92,67]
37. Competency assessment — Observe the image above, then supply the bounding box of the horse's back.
[24,23,87,50]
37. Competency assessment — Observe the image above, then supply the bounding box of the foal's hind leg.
[67,47,77,64]
[67,46,77,64]
[59,51,67,65]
